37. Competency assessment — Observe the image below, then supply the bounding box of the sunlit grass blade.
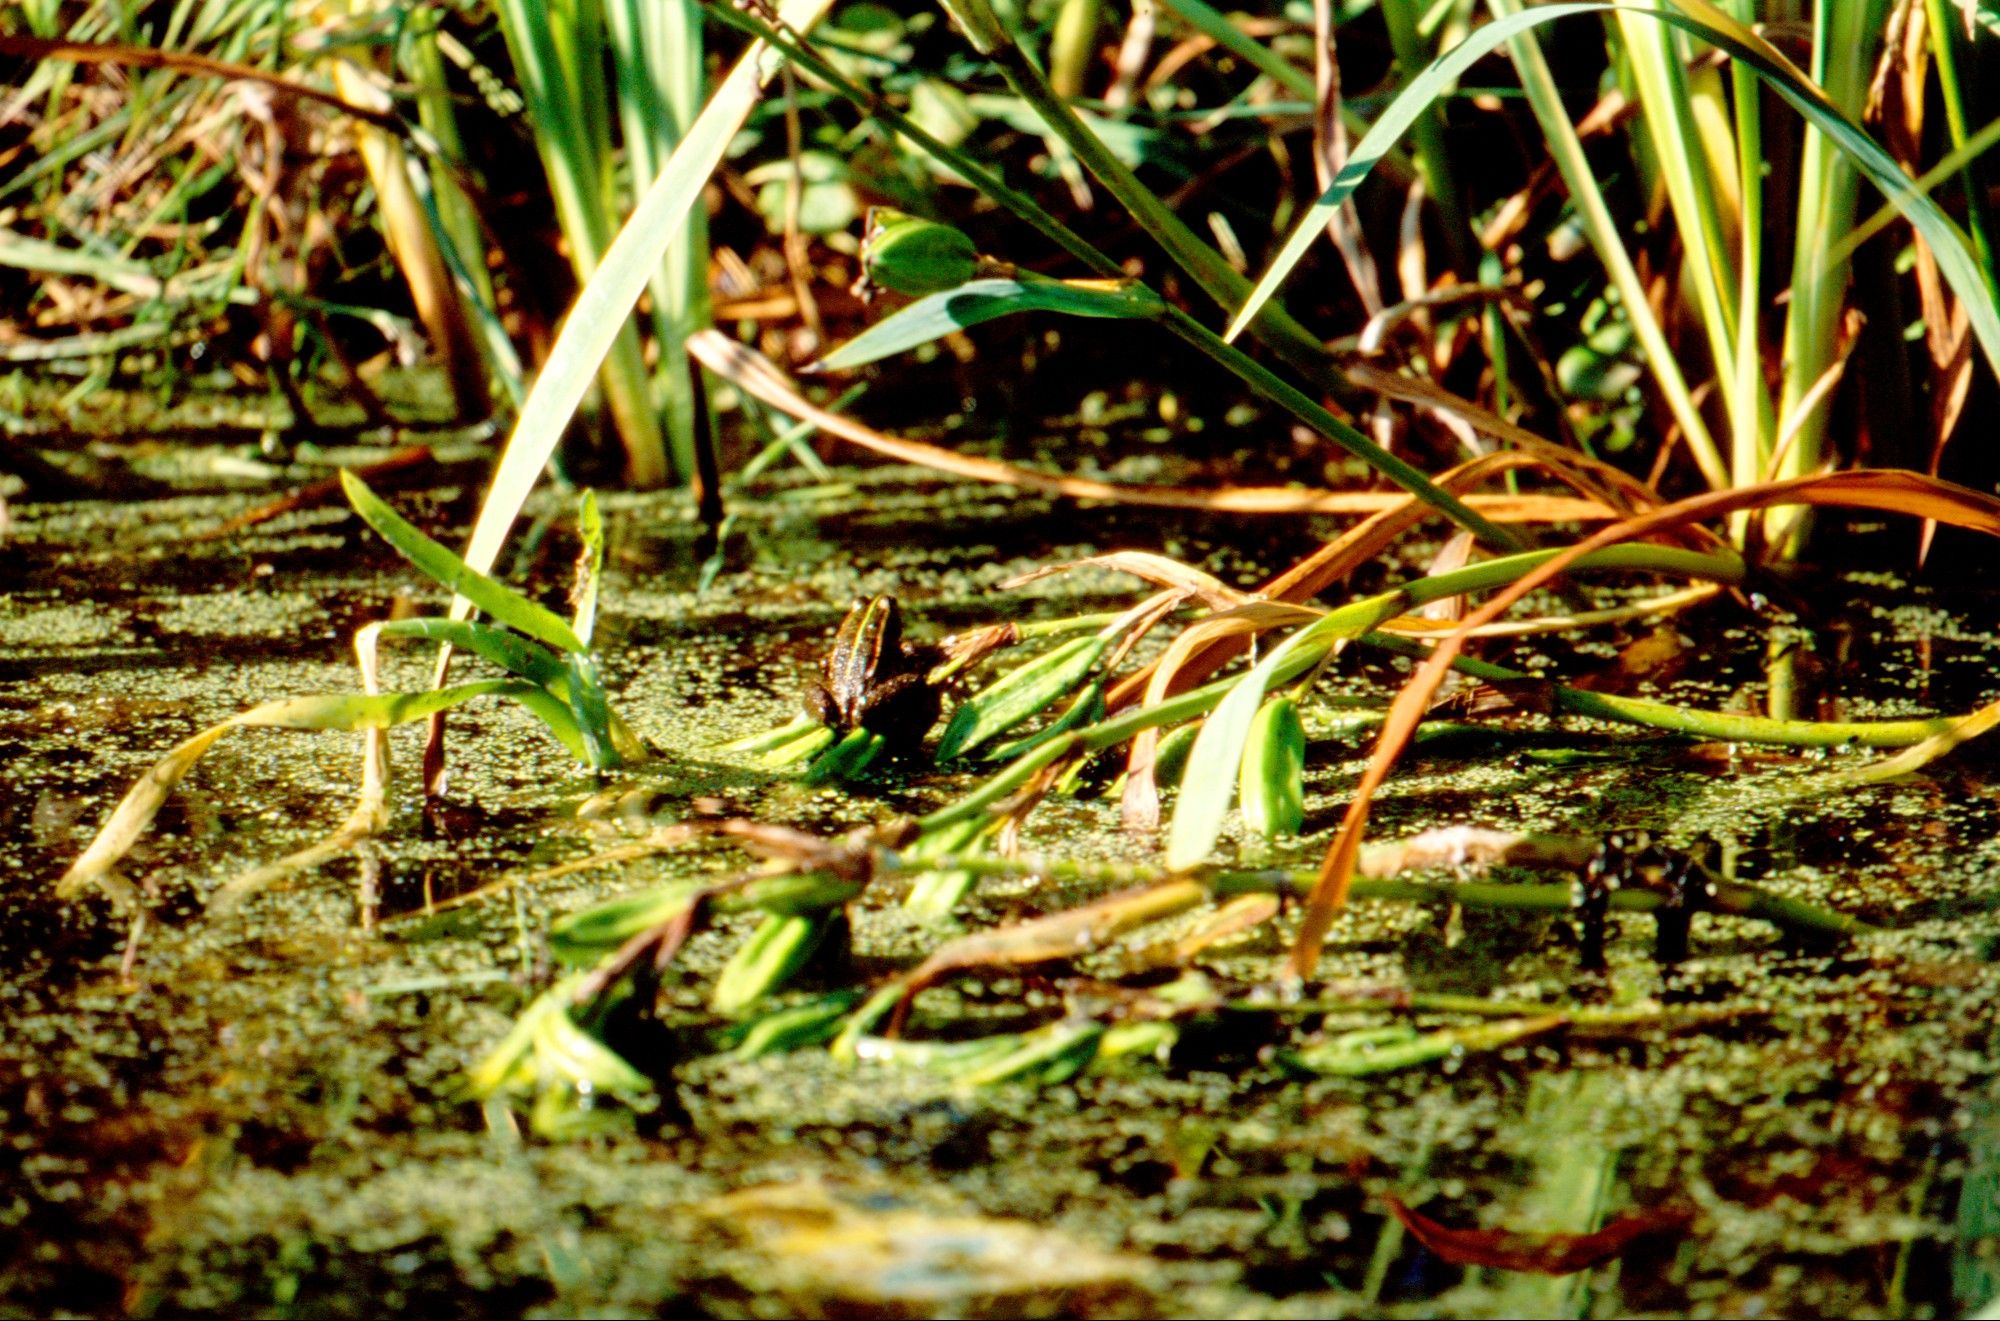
[490,0,667,484]
[810,277,1165,373]
[1231,1,2000,479]
[1767,0,1889,552]
[448,0,837,605]
[342,471,586,654]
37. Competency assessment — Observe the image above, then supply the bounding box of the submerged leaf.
[1384,1194,1693,1275]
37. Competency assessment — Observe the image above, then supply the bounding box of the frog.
[803,596,943,749]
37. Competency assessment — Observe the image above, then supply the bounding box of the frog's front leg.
[804,680,842,729]
[855,671,941,746]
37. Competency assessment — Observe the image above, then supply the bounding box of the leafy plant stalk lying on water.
[455,464,1999,1135]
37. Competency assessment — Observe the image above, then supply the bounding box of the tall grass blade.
[491,0,668,484]
[1768,0,1889,552]
[1232,1,2000,469]
[812,277,1166,372]
[449,0,836,596]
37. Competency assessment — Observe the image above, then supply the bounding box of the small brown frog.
[804,596,942,749]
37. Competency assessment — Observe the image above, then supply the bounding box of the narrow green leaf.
[574,490,604,646]
[1167,616,1353,870]
[564,653,621,770]
[1276,1016,1565,1078]
[450,0,838,604]
[1239,695,1306,839]
[342,470,585,654]
[371,618,567,687]
[729,990,866,1059]
[238,681,521,732]
[711,912,836,1013]
[811,277,1165,374]
[803,727,886,781]
[550,880,709,962]
[980,680,1105,763]
[935,635,1107,761]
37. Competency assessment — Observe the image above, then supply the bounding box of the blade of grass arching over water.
[450,0,835,596]
[342,471,586,654]
[54,681,518,902]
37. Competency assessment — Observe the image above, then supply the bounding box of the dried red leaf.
[1385,1194,1693,1276]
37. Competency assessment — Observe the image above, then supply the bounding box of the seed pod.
[935,635,1106,761]
[1238,695,1306,838]
[861,207,980,296]
[712,912,836,1014]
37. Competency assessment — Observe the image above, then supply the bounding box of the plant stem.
[885,846,1874,939]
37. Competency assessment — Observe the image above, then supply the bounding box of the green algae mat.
[5,464,1999,1318]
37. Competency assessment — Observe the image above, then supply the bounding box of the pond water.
[3,451,1998,1317]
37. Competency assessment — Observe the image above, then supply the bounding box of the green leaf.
[573,490,604,646]
[240,681,521,732]
[370,618,567,687]
[1227,0,2000,389]
[935,634,1107,761]
[550,881,709,962]
[727,989,866,1059]
[811,277,1164,374]
[1239,695,1306,839]
[564,653,621,770]
[1167,616,1350,871]
[341,471,585,654]
[711,912,837,1013]
[803,727,886,781]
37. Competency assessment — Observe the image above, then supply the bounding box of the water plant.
[31,0,2000,1171]
[56,471,641,910]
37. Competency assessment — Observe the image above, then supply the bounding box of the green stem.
[1379,0,1477,278]
[1921,0,1999,306]
[1359,632,1960,747]
[884,848,1873,939]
